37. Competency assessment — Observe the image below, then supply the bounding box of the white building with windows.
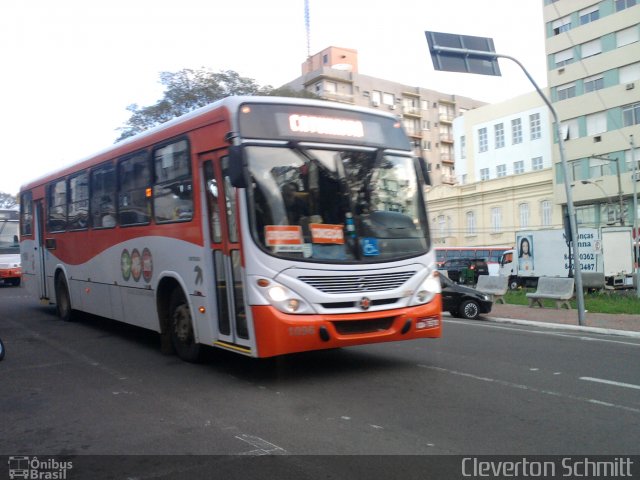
[427,91,560,247]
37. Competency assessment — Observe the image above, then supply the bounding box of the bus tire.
[55,274,75,322]
[168,289,202,363]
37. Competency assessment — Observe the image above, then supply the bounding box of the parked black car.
[441,258,489,284]
[440,274,493,320]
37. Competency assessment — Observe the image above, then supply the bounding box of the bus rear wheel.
[169,289,202,363]
[55,274,75,321]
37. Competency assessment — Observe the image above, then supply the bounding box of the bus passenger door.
[202,156,251,350]
[33,200,48,299]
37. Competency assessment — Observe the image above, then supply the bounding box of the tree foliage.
[0,192,18,209]
[116,68,320,141]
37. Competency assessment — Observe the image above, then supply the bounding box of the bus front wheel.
[169,289,202,363]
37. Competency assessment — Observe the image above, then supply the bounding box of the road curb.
[485,316,640,339]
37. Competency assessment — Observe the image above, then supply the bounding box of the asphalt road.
[1,284,639,477]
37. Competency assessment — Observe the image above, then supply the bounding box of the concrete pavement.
[484,302,640,337]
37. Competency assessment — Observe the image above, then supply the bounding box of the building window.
[616,0,637,12]
[625,148,640,172]
[519,203,530,228]
[529,113,541,140]
[466,211,476,235]
[623,102,640,127]
[437,214,448,238]
[561,118,580,140]
[586,111,607,136]
[581,38,602,58]
[617,26,640,47]
[480,168,490,181]
[460,135,466,159]
[494,123,505,149]
[322,54,328,64]
[584,75,604,93]
[552,16,571,35]
[590,158,611,177]
[579,5,599,25]
[557,82,576,100]
[511,118,522,144]
[478,127,488,152]
[371,90,381,105]
[421,100,429,110]
[514,160,525,174]
[620,62,640,84]
[532,157,544,170]
[496,164,507,177]
[382,93,394,106]
[554,48,574,68]
[491,207,502,233]
[541,200,552,226]
[324,81,337,94]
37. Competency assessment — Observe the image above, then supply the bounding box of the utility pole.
[630,135,640,298]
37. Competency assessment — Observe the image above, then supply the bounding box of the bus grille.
[298,271,416,293]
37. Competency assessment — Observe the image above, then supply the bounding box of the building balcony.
[441,154,454,163]
[402,106,422,117]
[439,114,454,123]
[439,134,453,143]
[441,174,457,184]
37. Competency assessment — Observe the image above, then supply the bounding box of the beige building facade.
[544,0,640,230]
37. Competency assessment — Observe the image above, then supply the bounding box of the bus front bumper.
[251,298,442,358]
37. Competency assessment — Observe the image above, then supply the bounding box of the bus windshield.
[246,145,430,262]
[0,219,20,255]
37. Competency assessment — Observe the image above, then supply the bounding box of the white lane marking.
[418,364,640,414]
[580,377,640,391]
[236,434,287,455]
[444,318,640,346]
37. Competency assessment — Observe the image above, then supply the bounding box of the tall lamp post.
[424,32,586,325]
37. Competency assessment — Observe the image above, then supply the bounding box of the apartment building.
[545,0,640,229]
[284,46,487,186]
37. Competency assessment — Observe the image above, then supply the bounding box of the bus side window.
[91,163,117,229]
[153,139,193,223]
[118,151,151,226]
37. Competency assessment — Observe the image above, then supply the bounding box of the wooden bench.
[476,275,508,304]
[526,277,575,309]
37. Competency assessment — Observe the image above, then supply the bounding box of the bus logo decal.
[142,248,153,283]
[121,249,131,281]
[359,297,371,310]
[131,249,142,282]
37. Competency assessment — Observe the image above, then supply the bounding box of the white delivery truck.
[600,226,635,288]
[499,228,600,289]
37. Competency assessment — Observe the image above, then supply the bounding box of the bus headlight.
[410,269,441,306]
[260,280,313,314]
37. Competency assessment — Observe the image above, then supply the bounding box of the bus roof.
[20,96,405,192]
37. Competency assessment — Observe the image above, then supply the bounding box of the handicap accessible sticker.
[361,237,380,256]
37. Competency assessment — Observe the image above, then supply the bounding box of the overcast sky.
[0,0,546,195]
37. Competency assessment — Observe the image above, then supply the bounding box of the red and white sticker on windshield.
[265,226,303,250]
[310,224,344,244]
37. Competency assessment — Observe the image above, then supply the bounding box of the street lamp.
[424,32,586,325]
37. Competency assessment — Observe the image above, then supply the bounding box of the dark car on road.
[440,274,493,320]
[441,258,489,284]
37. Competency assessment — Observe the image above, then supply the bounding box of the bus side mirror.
[418,157,431,186]
[228,145,248,188]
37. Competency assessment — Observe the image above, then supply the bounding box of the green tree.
[116,68,321,141]
[0,192,17,209]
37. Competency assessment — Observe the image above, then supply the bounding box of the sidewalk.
[484,303,640,337]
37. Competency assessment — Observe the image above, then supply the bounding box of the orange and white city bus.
[19,96,441,360]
